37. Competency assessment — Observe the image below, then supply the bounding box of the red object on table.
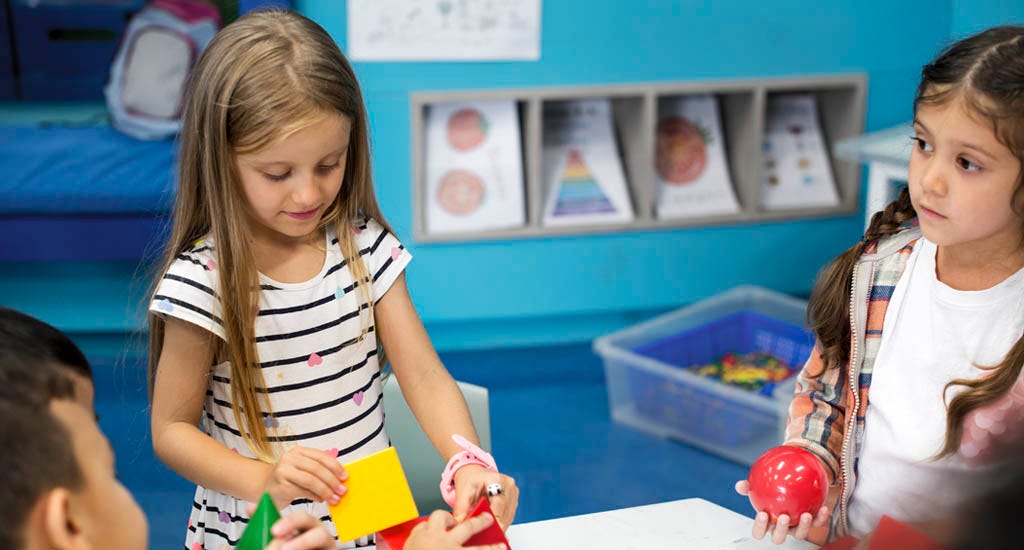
[747,445,828,521]
[375,516,428,550]
[375,498,510,550]
[464,497,510,546]
[867,516,942,549]
[821,516,942,550]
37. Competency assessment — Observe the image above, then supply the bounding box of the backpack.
[105,0,220,140]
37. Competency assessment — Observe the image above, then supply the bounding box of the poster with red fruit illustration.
[541,98,634,227]
[654,94,740,219]
[425,100,525,234]
[759,94,839,210]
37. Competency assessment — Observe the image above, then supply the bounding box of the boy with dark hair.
[0,396,148,549]
[0,307,94,409]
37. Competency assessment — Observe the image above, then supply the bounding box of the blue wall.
[1,1,962,353]
[293,0,949,349]
[951,0,1024,38]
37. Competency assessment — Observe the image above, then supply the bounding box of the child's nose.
[919,159,948,196]
[292,173,322,206]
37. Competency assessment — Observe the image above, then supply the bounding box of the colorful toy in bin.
[376,497,510,550]
[328,446,419,542]
[688,351,795,394]
[747,445,828,521]
[237,492,281,550]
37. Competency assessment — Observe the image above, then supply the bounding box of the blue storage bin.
[10,0,144,99]
[0,1,15,99]
[634,311,814,373]
[594,286,813,465]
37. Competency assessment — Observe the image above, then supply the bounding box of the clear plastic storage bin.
[594,285,813,465]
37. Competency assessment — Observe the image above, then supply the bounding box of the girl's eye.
[263,171,290,182]
[957,157,982,172]
[316,162,341,175]
[913,136,934,152]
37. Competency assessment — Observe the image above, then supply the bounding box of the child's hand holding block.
[376,497,511,550]
[375,516,428,550]
[328,446,419,542]
[462,498,510,547]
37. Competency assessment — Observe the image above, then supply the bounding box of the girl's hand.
[229,504,335,550]
[451,465,519,530]
[262,446,348,509]
[735,480,830,545]
[406,510,508,550]
[264,511,335,550]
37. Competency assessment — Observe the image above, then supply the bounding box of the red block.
[376,517,428,550]
[376,498,510,550]
[868,516,942,549]
[820,516,942,550]
[464,498,510,546]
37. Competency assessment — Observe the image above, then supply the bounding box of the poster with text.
[349,0,541,61]
[759,94,840,210]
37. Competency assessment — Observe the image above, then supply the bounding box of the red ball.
[747,446,828,521]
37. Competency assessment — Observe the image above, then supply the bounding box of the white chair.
[382,377,492,514]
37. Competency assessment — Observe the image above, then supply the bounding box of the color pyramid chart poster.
[425,100,526,234]
[653,94,740,219]
[551,149,615,216]
[542,98,633,227]
[759,93,839,210]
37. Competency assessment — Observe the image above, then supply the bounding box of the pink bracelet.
[440,434,498,508]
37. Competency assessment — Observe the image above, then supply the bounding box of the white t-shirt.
[848,237,1024,536]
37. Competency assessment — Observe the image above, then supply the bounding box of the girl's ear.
[1014,180,1024,213]
[41,488,89,550]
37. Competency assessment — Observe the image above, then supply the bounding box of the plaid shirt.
[785,226,921,544]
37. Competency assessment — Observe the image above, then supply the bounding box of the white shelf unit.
[411,73,866,243]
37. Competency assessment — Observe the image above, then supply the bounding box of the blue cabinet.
[0,1,14,99]
[10,0,145,99]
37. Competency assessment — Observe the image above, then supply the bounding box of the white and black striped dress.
[151,218,410,550]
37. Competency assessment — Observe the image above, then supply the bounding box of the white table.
[507,498,818,549]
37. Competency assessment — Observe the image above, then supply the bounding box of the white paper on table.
[424,100,525,234]
[541,98,634,227]
[759,94,840,210]
[653,94,740,219]
[348,0,541,61]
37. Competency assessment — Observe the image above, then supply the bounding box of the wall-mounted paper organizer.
[410,73,865,242]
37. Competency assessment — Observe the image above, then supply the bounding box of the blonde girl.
[148,10,517,549]
[737,25,1024,545]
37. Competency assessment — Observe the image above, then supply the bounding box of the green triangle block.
[237,493,281,550]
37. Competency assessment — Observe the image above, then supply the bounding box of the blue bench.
[0,118,174,261]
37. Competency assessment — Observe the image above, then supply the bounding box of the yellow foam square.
[328,446,419,542]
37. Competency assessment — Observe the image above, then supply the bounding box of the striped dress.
[151,218,410,549]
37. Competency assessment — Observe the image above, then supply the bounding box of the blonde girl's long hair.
[148,10,393,462]
[806,25,1024,458]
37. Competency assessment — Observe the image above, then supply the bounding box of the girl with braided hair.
[735,25,1024,546]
